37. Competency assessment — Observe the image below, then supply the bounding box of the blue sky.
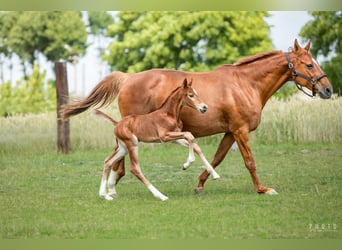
[1,11,313,96]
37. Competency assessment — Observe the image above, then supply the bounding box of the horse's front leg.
[233,128,278,195]
[195,133,235,194]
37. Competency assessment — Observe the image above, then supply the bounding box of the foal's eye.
[306,64,314,70]
[188,94,194,98]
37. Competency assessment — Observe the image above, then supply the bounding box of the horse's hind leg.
[127,143,168,201]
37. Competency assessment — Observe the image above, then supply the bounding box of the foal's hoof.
[212,173,220,180]
[182,162,192,170]
[265,188,278,195]
[194,188,204,195]
[100,194,115,201]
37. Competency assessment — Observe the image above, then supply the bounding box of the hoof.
[194,188,204,195]
[212,173,220,180]
[100,194,115,201]
[155,195,169,201]
[108,191,117,198]
[105,195,114,201]
[265,188,278,195]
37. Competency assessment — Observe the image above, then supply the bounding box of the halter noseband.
[285,52,327,97]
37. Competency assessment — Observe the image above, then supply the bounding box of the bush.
[0,65,56,116]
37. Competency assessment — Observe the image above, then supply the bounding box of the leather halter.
[285,52,327,97]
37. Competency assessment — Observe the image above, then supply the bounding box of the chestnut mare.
[61,39,332,195]
[93,78,220,201]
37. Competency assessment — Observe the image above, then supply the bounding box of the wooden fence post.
[55,61,70,154]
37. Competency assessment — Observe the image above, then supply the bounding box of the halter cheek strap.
[285,52,327,97]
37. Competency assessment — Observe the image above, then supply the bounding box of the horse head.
[287,39,333,99]
[182,78,208,113]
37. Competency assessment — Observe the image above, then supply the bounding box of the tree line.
[0,11,340,116]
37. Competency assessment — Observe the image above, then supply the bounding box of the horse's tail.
[59,71,128,120]
[92,109,119,126]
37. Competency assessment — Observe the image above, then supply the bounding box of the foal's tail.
[59,71,128,120]
[93,109,119,126]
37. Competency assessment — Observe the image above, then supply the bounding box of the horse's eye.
[306,64,313,70]
[188,94,194,98]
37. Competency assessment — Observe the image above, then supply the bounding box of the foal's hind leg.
[99,140,127,200]
[126,142,168,201]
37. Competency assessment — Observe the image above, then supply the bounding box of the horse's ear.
[304,39,311,51]
[188,78,193,87]
[182,78,188,89]
[294,39,301,51]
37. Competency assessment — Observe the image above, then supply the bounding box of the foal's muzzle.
[199,104,208,114]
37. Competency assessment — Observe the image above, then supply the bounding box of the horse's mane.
[234,50,282,66]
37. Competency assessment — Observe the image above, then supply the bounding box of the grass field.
[1,143,341,239]
[0,97,341,239]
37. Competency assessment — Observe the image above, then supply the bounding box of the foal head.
[287,39,332,99]
[181,78,208,114]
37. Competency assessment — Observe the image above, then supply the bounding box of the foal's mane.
[158,86,182,109]
[234,50,282,66]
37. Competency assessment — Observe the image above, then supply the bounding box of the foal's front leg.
[163,131,220,179]
[162,131,196,169]
[176,139,196,169]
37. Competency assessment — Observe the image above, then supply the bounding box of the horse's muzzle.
[318,86,333,99]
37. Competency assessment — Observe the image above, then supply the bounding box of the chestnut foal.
[95,78,220,201]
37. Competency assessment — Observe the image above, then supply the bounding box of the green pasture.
[0,97,341,239]
[0,143,341,239]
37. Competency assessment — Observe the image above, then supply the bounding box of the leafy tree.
[0,11,20,82]
[300,11,342,95]
[0,11,88,77]
[43,12,88,63]
[0,11,18,59]
[104,11,272,73]
[87,11,114,58]
[88,11,114,36]
[0,65,56,116]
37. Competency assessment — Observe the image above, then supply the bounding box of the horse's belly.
[180,108,227,137]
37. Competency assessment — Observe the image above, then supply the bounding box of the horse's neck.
[239,52,292,106]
